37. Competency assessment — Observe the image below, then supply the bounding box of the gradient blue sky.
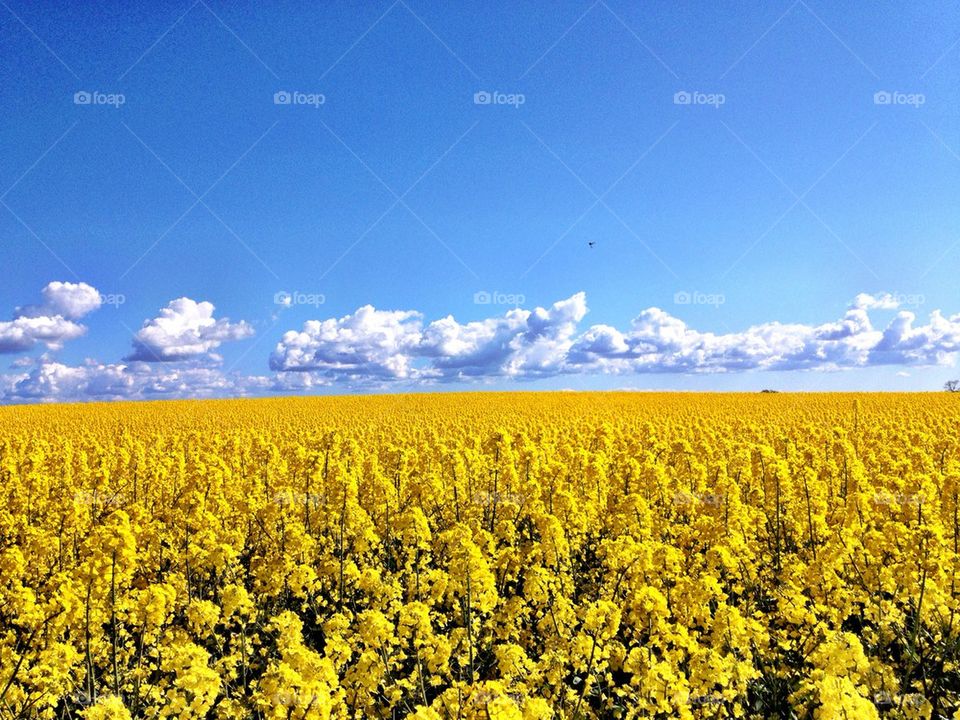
[1,0,959,400]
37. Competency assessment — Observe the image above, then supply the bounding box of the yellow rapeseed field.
[1,393,959,719]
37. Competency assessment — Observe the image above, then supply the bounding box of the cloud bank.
[2,360,268,402]
[2,283,960,403]
[269,291,960,383]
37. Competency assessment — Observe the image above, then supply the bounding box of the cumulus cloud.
[871,310,960,365]
[0,284,262,403]
[421,293,587,379]
[565,304,884,374]
[269,291,960,385]
[16,281,103,320]
[269,305,423,378]
[127,298,254,362]
[269,293,588,382]
[0,281,101,353]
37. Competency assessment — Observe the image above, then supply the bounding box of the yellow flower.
[81,695,132,720]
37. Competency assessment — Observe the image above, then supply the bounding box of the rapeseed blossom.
[1,392,959,718]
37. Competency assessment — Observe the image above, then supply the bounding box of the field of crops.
[1,393,959,719]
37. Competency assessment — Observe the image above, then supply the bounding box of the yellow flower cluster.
[1,392,960,719]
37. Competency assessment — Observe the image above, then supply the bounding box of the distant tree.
[760,389,779,393]
[945,380,960,392]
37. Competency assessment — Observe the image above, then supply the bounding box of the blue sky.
[1,0,959,401]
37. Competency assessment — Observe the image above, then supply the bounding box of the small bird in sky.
[588,241,596,248]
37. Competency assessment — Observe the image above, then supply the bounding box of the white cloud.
[15,281,103,320]
[270,292,960,385]
[270,293,588,382]
[2,360,270,403]
[269,305,424,379]
[871,310,960,365]
[0,316,88,353]
[0,281,101,353]
[851,292,901,311]
[570,304,884,374]
[0,284,262,403]
[421,293,587,379]
[6,287,960,403]
[127,298,254,362]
